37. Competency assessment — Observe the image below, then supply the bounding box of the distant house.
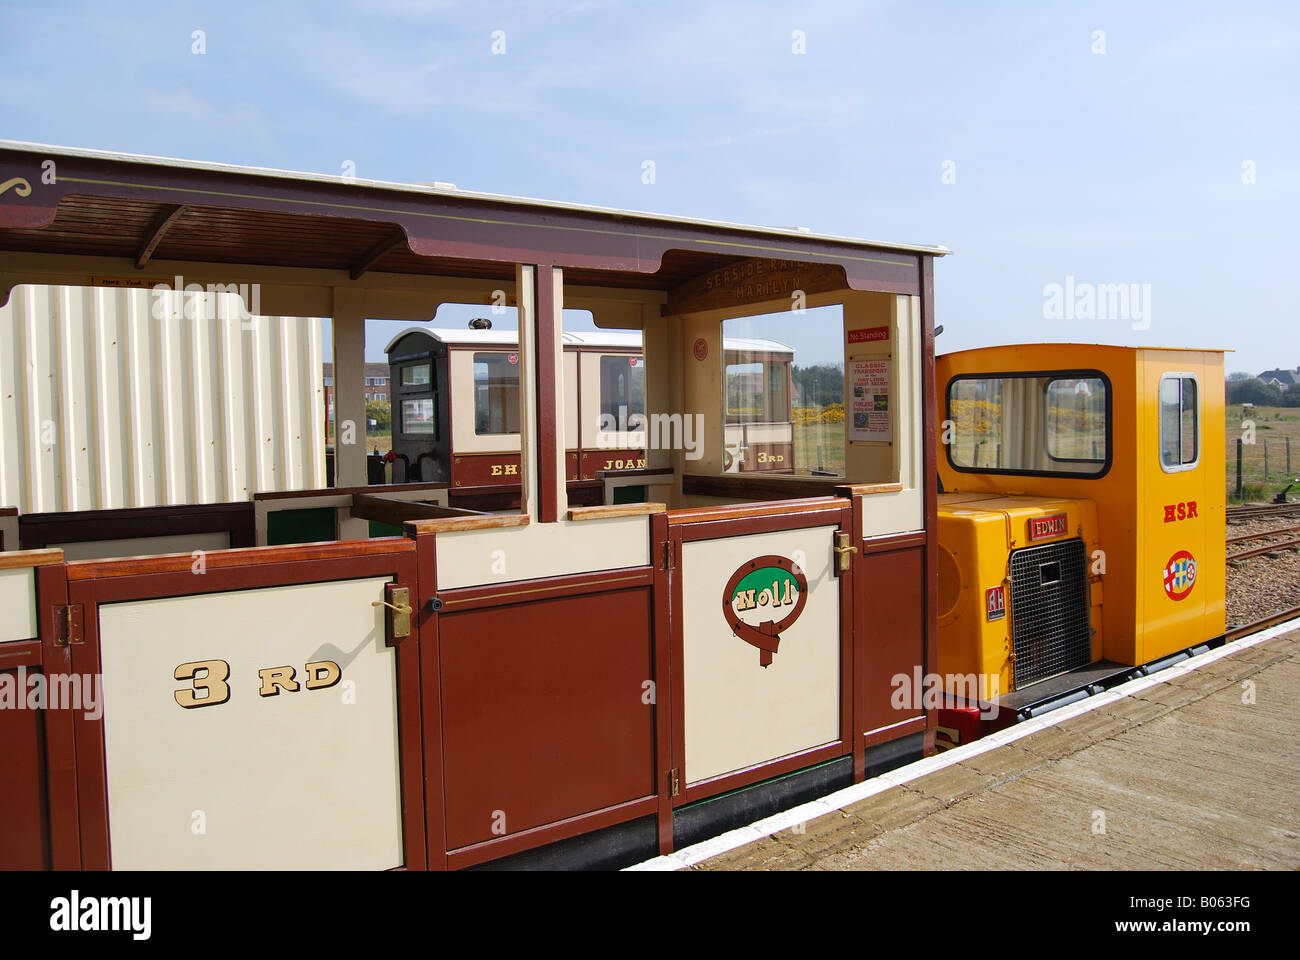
[1258,367,1300,388]
[322,362,391,402]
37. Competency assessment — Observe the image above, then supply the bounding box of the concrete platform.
[661,626,1300,871]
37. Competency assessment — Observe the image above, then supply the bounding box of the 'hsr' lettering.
[175,659,342,708]
[1163,501,1198,522]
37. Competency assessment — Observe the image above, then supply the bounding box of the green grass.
[792,420,846,477]
[1226,405,1300,502]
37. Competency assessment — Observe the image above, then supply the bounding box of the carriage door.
[666,498,855,802]
[59,539,424,869]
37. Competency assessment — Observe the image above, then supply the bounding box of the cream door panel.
[97,576,402,870]
[682,525,840,783]
[0,566,37,643]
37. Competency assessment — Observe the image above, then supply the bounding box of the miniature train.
[0,139,1229,871]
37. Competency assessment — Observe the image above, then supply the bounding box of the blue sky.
[2,0,1296,373]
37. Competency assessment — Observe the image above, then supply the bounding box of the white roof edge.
[383,324,796,355]
[0,139,951,257]
[383,326,646,353]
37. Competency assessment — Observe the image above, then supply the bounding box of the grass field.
[792,420,845,476]
[1226,405,1300,502]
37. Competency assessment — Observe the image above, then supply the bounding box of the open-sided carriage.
[0,140,941,869]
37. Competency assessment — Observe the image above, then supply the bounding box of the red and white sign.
[847,326,890,344]
[985,585,1006,621]
[507,352,518,365]
[1028,513,1068,542]
[1163,550,1197,601]
[692,338,708,361]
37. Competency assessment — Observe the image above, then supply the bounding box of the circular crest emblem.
[722,555,808,667]
[507,352,518,365]
[692,337,708,362]
[1163,550,1197,601]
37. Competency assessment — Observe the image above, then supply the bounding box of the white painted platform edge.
[625,617,1300,871]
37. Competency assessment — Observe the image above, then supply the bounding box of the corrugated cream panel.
[0,285,325,514]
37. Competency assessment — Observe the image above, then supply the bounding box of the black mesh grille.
[1009,538,1092,688]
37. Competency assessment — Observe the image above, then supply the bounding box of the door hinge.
[668,767,681,798]
[660,540,675,570]
[54,604,83,646]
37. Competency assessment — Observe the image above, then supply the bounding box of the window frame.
[472,350,522,437]
[400,397,437,438]
[597,352,647,431]
[1158,372,1201,474]
[945,368,1113,480]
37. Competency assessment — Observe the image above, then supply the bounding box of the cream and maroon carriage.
[0,139,943,870]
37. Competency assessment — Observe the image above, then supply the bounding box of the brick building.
[323,362,390,402]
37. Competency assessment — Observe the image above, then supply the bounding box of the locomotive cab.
[934,344,1226,746]
[387,329,453,483]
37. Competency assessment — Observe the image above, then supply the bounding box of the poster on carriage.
[848,359,891,442]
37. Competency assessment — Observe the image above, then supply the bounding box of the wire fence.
[1232,437,1297,501]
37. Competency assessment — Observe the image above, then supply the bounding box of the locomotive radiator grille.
[1008,538,1092,689]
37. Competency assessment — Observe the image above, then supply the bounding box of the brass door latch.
[372,586,413,640]
[833,533,856,572]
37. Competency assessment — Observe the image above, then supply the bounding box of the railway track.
[1225,501,1300,641]
[1226,501,1300,521]
[1226,604,1300,641]
[1227,527,1300,561]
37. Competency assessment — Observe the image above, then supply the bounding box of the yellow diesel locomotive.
[932,344,1226,745]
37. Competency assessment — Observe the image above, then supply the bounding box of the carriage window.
[722,305,843,478]
[948,372,1110,477]
[473,352,520,435]
[599,355,645,429]
[401,363,431,387]
[401,398,436,435]
[1159,375,1199,470]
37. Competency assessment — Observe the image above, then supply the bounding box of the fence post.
[1288,437,1293,478]
[1236,438,1243,500]
[1264,439,1269,480]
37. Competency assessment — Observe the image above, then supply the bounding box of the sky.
[2,0,1296,373]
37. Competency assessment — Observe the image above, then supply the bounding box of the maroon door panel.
[0,679,48,868]
[438,585,656,850]
[859,545,926,733]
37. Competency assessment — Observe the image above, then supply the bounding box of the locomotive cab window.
[1159,374,1199,471]
[947,372,1110,478]
[401,399,436,436]
[401,362,431,387]
[474,352,521,435]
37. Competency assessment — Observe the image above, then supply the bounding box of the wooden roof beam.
[134,203,188,268]
[350,228,407,280]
